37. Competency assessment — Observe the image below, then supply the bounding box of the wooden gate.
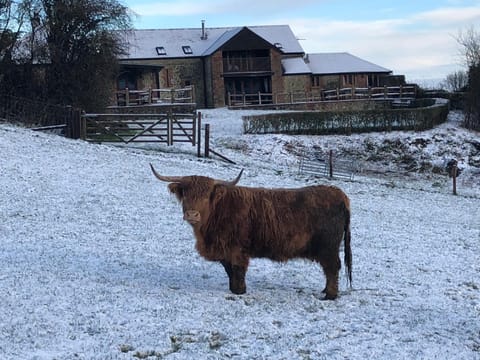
[81,111,197,145]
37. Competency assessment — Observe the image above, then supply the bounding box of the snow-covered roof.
[121,25,304,60]
[307,52,391,75]
[282,57,311,75]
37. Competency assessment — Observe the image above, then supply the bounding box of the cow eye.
[168,183,184,199]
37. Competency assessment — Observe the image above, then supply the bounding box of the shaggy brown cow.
[150,164,352,300]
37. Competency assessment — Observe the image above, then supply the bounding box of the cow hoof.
[323,293,337,300]
[230,286,246,295]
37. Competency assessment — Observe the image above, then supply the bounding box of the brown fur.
[163,175,352,300]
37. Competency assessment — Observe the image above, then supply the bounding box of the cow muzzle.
[184,210,201,225]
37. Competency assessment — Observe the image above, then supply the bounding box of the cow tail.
[344,204,353,289]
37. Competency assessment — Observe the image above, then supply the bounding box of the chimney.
[201,20,207,40]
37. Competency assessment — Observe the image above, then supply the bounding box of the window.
[312,75,321,87]
[343,74,354,85]
[182,46,193,54]
[155,46,166,55]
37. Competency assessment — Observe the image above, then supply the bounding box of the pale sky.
[123,0,480,83]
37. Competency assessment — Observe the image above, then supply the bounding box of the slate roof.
[306,52,391,75]
[282,57,311,75]
[121,25,304,60]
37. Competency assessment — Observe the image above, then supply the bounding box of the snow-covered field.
[1,109,479,359]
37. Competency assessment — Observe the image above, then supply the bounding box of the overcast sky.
[123,0,480,84]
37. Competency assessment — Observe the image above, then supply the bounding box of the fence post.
[79,112,87,140]
[452,162,457,195]
[204,123,210,158]
[190,85,195,103]
[329,150,333,178]
[67,108,82,139]
[197,112,202,157]
[167,110,173,145]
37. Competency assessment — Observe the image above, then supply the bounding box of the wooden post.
[204,123,210,158]
[79,112,87,140]
[329,150,333,178]
[125,88,129,106]
[197,112,202,157]
[167,110,173,146]
[452,163,457,195]
[191,111,196,146]
[68,108,82,139]
[190,85,195,104]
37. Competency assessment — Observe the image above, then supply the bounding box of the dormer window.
[182,46,193,54]
[155,46,166,55]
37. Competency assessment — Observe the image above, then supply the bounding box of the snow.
[305,53,391,75]
[0,109,479,359]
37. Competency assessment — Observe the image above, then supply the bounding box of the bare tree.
[457,26,480,67]
[456,26,480,130]
[442,70,468,92]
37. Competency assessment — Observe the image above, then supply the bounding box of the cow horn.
[215,169,244,186]
[150,163,183,183]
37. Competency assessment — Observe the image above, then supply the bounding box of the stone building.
[118,23,396,108]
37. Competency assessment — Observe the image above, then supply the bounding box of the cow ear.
[168,183,183,200]
[211,185,227,204]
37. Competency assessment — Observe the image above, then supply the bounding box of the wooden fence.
[299,150,358,180]
[0,95,82,138]
[228,85,417,107]
[115,86,195,107]
[81,111,198,146]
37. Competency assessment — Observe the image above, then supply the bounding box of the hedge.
[243,99,449,135]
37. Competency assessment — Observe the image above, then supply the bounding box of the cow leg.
[229,264,247,294]
[222,253,249,294]
[221,260,246,293]
[220,260,233,277]
[319,255,341,300]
